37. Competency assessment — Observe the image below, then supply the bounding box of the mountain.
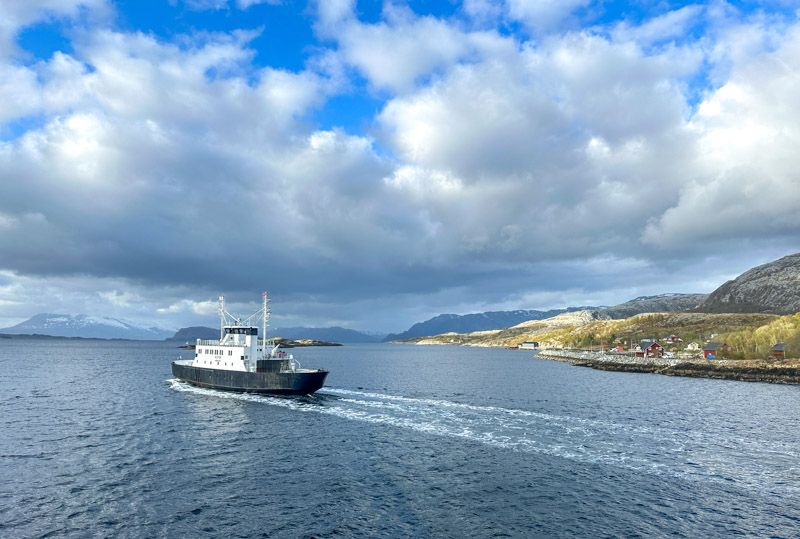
[167,325,381,343]
[601,293,708,319]
[271,327,381,343]
[385,293,710,342]
[0,314,172,340]
[405,310,778,349]
[383,308,593,342]
[698,252,800,314]
[167,326,220,342]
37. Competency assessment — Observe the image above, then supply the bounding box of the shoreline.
[536,349,800,384]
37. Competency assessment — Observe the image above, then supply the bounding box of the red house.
[635,340,664,358]
[703,342,728,359]
[771,343,786,359]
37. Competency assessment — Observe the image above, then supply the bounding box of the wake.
[168,380,800,494]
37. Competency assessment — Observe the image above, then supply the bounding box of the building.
[686,342,700,351]
[771,343,786,359]
[519,341,539,350]
[703,342,728,359]
[635,340,665,358]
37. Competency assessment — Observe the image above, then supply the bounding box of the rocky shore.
[536,349,800,384]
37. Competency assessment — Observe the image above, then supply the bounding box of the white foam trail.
[325,388,800,459]
[167,380,800,494]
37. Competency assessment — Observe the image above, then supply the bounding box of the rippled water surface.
[2,339,800,537]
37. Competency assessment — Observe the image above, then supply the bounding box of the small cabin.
[771,343,786,359]
[519,341,540,350]
[703,342,728,359]
[635,340,664,358]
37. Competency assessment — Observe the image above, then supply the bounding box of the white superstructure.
[190,292,296,372]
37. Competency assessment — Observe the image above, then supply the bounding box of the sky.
[0,0,799,333]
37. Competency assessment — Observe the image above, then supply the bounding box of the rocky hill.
[271,326,381,343]
[407,310,778,351]
[410,310,610,347]
[383,308,593,342]
[602,293,707,319]
[387,294,705,342]
[167,326,220,342]
[698,252,800,314]
[0,314,172,340]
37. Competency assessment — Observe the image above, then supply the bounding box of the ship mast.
[218,295,225,340]
[262,291,270,359]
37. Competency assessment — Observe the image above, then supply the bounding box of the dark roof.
[772,343,785,351]
[704,342,725,350]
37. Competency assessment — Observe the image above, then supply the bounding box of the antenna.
[219,295,225,340]
[262,291,270,358]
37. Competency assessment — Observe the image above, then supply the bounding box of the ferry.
[171,293,328,394]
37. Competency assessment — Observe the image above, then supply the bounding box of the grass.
[408,311,799,359]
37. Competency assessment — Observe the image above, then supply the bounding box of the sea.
[2,339,800,538]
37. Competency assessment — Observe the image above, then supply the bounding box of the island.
[178,337,341,349]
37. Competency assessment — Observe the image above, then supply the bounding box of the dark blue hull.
[171,362,328,395]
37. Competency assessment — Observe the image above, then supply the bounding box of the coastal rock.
[537,349,800,385]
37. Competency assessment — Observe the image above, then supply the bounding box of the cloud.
[643,21,800,248]
[506,0,592,35]
[177,0,281,11]
[314,2,491,92]
[0,0,108,59]
[1,2,799,332]
[611,5,705,47]
[374,31,702,263]
[235,0,280,8]
[157,299,218,315]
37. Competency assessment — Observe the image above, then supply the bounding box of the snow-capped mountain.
[0,313,173,340]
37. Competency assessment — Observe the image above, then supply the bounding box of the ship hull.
[171,362,328,395]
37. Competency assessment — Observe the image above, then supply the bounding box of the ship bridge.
[189,293,296,373]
